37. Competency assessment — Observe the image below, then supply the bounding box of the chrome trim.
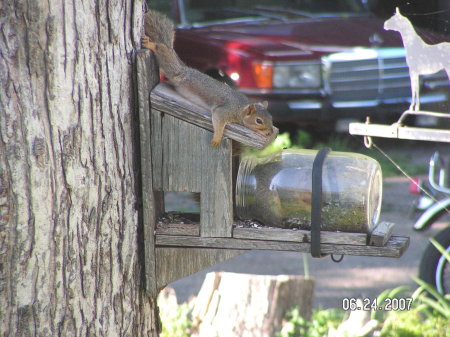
[332,100,378,108]
[288,100,322,109]
[331,93,447,109]
[273,60,322,66]
[239,88,323,95]
[424,80,450,90]
[323,48,414,102]
[415,93,448,104]
[265,50,313,57]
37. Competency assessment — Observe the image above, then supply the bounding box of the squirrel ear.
[259,101,269,109]
[244,104,257,116]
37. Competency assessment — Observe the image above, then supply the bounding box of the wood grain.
[200,134,233,238]
[161,114,204,192]
[369,221,395,246]
[233,227,368,246]
[156,223,200,236]
[156,248,245,289]
[137,50,159,296]
[150,108,163,191]
[154,222,368,245]
[155,234,410,258]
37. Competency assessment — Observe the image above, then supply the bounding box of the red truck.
[152,0,449,131]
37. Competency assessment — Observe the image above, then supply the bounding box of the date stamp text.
[342,297,413,311]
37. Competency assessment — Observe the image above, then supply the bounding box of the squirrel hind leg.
[141,35,156,51]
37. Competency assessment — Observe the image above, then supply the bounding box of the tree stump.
[191,272,314,337]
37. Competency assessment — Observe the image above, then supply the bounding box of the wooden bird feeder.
[136,51,409,296]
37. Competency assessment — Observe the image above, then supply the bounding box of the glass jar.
[235,149,382,233]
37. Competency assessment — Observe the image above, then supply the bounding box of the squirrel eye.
[256,118,263,125]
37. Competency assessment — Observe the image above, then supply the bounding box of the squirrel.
[142,10,275,147]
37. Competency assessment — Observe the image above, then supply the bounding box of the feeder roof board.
[151,83,278,149]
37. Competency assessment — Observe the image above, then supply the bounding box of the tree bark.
[0,1,159,336]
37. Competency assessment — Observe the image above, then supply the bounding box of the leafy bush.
[158,289,192,337]
[380,308,449,337]
[277,307,345,337]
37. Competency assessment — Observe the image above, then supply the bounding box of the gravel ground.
[165,141,450,309]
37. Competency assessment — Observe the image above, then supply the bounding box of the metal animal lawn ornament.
[384,7,450,112]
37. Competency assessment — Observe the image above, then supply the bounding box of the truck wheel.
[418,226,450,295]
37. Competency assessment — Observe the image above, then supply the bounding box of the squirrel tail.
[143,10,185,79]
[144,10,175,48]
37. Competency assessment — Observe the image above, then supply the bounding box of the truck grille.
[324,48,411,106]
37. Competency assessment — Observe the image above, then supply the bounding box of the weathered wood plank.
[200,134,233,238]
[154,222,369,245]
[155,235,410,258]
[162,114,204,192]
[233,227,368,246]
[151,83,279,149]
[369,221,395,246]
[156,223,200,236]
[150,108,163,191]
[155,248,245,289]
[156,112,234,237]
[136,50,159,296]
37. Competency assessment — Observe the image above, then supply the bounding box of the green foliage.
[251,130,426,177]
[380,307,449,337]
[431,237,450,268]
[245,131,292,157]
[362,147,427,177]
[294,130,313,149]
[276,307,308,337]
[372,284,450,337]
[278,272,449,337]
[375,242,450,337]
[276,307,345,337]
[412,276,450,319]
[158,290,192,337]
[371,285,411,321]
[160,303,192,337]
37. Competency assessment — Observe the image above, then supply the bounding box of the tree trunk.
[0,1,159,336]
[191,272,314,337]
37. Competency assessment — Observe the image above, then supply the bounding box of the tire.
[418,226,450,295]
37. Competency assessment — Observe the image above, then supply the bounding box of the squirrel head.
[242,101,274,137]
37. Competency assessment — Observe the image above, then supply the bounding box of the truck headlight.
[273,63,321,89]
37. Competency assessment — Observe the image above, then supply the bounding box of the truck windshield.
[152,0,368,25]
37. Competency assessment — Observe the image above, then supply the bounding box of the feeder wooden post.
[136,50,160,296]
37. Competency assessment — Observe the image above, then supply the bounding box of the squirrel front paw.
[210,139,220,147]
[141,35,156,51]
